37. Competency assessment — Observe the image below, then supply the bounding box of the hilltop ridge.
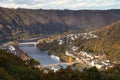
[0,7,120,42]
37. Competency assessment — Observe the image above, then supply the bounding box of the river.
[19,44,61,65]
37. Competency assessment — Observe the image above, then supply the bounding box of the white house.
[72,46,78,51]
[90,61,95,66]
[58,39,64,45]
[95,64,103,69]
[9,46,15,51]
[8,46,16,55]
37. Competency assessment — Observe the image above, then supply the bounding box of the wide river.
[19,44,61,65]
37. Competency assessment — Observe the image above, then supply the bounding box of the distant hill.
[0,7,120,41]
[74,20,120,60]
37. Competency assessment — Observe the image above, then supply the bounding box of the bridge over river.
[35,61,81,69]
[18,36,44,46]
[19,41,39,46]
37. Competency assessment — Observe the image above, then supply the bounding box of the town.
[38,31,119,71]
[0,31,120,72]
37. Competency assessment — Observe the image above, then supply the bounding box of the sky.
[0,0,120,10]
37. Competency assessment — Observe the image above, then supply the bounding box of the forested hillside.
[0,49,120,80]
[73,20,120,60]
[0,7,120,42]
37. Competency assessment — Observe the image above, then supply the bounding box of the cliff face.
[0,7,120,41]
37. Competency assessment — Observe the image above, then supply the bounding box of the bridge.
[35,61,81,69]
[19,41,39,46]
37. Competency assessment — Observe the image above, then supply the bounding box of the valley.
[0,6,120,80]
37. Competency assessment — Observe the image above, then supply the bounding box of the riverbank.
[46,50,68,62]
[14,45,31,60]
[0,41,31,61]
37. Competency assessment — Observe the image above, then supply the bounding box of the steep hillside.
[0,7,120,42]
[0,50,120,80]
[74,20,120,60]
